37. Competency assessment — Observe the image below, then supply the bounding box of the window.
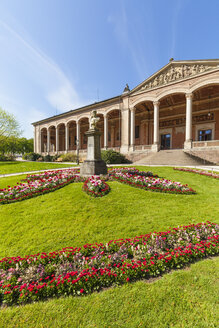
[74,136,77,145]
[135,125,140,139]
[198,129,212,141]
[108,132,111,142]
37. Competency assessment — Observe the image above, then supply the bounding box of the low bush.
[43,154,54,162]
[0,154,15,161]
[23,152,41,161]
[60,153,77,162]
[101,149,129,164]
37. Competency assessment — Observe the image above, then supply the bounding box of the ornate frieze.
[159,113,214,128]
[141,63,218,91]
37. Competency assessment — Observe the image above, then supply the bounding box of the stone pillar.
[65,124,69,153]
[152,101,160,152]
[76,121,81,149]
[39,128,42,153]
[130,107,135,150]
[104,114,108,149]
[184,93,193,149]
[56,126,59,152]
[47,129,50,153]
[120,103,130,153]
[111,125,115,147]
[140,121,145,145]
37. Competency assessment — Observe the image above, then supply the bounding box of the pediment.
[131,60,219,94]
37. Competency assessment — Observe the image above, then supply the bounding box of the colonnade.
[38,92,196,153]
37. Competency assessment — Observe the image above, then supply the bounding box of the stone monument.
[80,110,107,176]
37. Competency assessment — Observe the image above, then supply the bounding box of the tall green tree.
[0,107,21,139]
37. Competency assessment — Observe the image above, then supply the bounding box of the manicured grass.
[0,166,218,327]
[0,161,76,175]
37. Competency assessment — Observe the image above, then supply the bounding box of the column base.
[184,141,192,150]
[151,143,160,152]
[120,145,130,154]
[129,145,135,152]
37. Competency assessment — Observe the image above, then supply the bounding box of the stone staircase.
[133,149,216,166]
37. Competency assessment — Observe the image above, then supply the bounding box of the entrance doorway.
[161,134,171,150]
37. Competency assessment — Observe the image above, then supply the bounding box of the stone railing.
[134,144,152,151]
[192,140,219,148]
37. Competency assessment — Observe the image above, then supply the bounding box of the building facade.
[32,59,219,162]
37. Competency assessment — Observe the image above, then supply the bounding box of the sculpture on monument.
[80,110,107,176]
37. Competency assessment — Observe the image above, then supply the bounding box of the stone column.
[104,114,108,149]
[140,121,145,145]
[152,101,160,152]
[56,126,59,152]
[76,121,81,149]
[130,107,135,150]
[65,124,69,153]
[47,129,50,153]
[39,128,42,153]
[111,125,115,148]
[184,93,193,149]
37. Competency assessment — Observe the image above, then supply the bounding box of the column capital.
[103,113,108,118]
[130,106,136,112]
[153,101,160,106]
[186,92,193,99]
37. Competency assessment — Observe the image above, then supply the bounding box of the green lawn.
[0,166,218,327]
[0,161,76,175]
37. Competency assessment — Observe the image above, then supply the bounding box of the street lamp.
[76,139,79,165]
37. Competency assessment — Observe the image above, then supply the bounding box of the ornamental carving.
[141,64,218,91]
[159,113,214,128]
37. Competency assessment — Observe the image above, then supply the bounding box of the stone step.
[134,149,210,166]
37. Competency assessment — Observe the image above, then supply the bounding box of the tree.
[0,107,21,139]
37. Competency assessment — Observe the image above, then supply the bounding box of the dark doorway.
[161,134,171,150]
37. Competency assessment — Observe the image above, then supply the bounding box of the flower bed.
[82,176,110,197]
[0,169,84,205]
[109,168,196,194]
[174,167,219,179]
[0,222,218,306]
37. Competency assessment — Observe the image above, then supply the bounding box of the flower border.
[174,167,219,179]
[109,168,196,195]
[82,179,110,197]
[0,222,218,306]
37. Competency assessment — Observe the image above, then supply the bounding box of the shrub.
[60,153,77,162]
[101,149,129,164]
[43,154,54,162]
[0,154,16,161]
[23,152,41,161]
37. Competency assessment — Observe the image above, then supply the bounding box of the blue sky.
[0,0,219,138]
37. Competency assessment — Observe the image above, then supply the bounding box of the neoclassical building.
[32,59,219,162]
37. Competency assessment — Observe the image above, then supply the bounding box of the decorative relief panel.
[159,113,214,128]
[141,64,218,91]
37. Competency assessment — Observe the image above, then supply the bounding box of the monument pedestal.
[80,159,107,176]
[80,129,107,176]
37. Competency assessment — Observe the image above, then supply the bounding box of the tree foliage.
[0,137,33,155]
[0,107,21,139]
